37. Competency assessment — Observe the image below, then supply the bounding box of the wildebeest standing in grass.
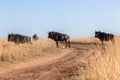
[48,31,70,48]
[32,34,39,40]
[8,34,32,44]
[95,31,114,45]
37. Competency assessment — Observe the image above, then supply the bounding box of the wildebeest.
[32,34,39,40]
[95,31,114,44]
[8,33,32,44]
[48,31,70,48]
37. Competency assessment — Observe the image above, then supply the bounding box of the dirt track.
[0,43,98,80]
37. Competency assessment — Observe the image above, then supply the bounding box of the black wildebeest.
[95,31,114,45]
[33,34,39,40]
[8,33,32,44]
[48,31,70,48]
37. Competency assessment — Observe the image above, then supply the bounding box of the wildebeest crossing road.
[48,31,70,48]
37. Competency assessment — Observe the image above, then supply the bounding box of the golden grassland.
[71,36,120,80]
[0,38,67,63]
[1,36,120,80]
[70,37,101,44]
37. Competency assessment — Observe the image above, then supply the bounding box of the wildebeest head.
[33,34,39,40]
[8,34,11,41]
[95,31,101,38]
[8,34,15,42]
[48,32,54,39]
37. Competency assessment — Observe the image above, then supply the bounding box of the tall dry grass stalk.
[0,38,66,63]
[76,36,120,80]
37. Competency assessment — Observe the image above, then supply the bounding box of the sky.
[0,0,120,38]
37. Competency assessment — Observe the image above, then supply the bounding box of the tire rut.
[0,43,95,80]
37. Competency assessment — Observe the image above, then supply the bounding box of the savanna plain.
[0,36,120,80]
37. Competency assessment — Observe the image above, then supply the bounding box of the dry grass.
[70,37,101,44]
[72,36,120,80]
[1,36,120,80]
[0,38,66,63]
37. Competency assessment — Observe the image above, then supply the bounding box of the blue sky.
[0,0,120,38]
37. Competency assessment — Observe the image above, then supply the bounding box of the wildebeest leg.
[30,40,32,44]
[111,37,115,43]
[65,40,67,48]
[56,41,59,48]
[16,38,19,44]
[68,39,70,48]
[29,39,32,44]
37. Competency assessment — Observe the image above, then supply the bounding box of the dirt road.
[0,43,98,80]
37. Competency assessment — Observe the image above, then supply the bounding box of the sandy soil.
[0,43,97,80]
